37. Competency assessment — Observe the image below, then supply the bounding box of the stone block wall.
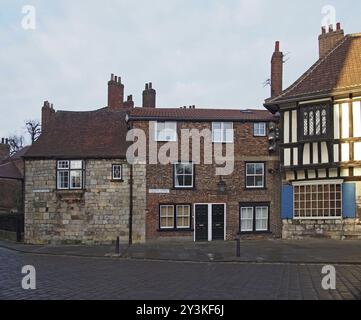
[24,159,146,244]
[282,218,361,240]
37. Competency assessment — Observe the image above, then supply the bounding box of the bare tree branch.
[8,135,24,155]
[25,119,41,144]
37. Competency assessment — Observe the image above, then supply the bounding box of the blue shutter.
[281,185,294,219]
[342,183,356,218]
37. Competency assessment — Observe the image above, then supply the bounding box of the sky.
[0,0,360,141]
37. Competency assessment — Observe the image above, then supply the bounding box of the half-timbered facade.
[265,24,361,239]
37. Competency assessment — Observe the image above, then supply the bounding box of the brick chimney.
[41,101,55,133]
[319,23,344,59]
[108,74,124,108]
[124,95,134,108]
[142,82,156,108]
[0,138,10,161]
[271,41,283,98]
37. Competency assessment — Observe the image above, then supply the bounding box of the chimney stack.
[0,137,10,161]
[41,101,55,133]
[124,95,134,108]
[318,22,344,59]
[142,82,156,108]
[108,73,125,108]
[271,41,283,98]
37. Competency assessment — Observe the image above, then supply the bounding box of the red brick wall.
[0,179,22,213]
[132,120,281,241]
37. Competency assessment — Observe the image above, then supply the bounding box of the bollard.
[115,236,120,254]
[235,236,241,257]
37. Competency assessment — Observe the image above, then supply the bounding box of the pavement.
[1,238,361,264]
[1,246,361,300]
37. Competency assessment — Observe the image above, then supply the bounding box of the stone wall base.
[282,218,361,240]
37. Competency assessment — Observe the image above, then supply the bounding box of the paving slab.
[1,239,361,264]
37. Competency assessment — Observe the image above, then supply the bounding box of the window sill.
[157,228,193,232]
[245,187,267,191]
[111,179,124,183]
[56,189,85,201]
[173,187,195,191]
[238,231,271,235]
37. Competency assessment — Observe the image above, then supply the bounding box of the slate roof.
[0,162,22,180]
[265,33,361,105]
[24,108,129,159]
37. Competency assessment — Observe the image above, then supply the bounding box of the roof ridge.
[268,34,351,103]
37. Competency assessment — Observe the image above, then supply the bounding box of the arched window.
[315,110,321,135]
[321,109,327,134]
[303,112,308,136]
[309,111,314,135]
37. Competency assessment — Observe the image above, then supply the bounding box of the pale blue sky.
[1,0,360,140]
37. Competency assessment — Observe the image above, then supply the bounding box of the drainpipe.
[127,120,134,246]
[128,163,133,245]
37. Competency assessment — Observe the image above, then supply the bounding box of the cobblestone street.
[1,247,361,300]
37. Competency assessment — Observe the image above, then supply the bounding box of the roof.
[0,162,22,180]
[24,108,129,159]
[265,33,361,105]
[1,146,30,164]
[127,107,277,122]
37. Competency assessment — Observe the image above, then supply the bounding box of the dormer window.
[301,104,329,140]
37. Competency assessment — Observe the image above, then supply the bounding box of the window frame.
[56,160,85,190]
[245,162,265,189]
[299,103,331,141]
[293,181,343,220]
[154,121,177,142]
[212,122,234,143]
[112,164,123,181]
[239,203,270,234]
[253,122,267,137]
[159,204,192,231]
[173,162,195,189]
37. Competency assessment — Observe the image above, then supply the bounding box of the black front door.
[212,204,225,240]
[195,205,208,241]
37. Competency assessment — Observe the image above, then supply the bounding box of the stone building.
[24,75,146,244]
[264,24,361,239]
[23,74,280,244]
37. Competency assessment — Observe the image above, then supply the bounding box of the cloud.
[1,0,361,141]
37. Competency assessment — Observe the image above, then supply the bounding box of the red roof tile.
[128,107,277,122]
[24,108,129,159]
[266,34,361,104]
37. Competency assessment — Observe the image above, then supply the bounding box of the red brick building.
[0,140,28,214]
[127,104,281,241]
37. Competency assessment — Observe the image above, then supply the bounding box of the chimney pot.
[275,41,280,52]
[319,23,345,58]
[321,26,326,34]
[142,82,156,108]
